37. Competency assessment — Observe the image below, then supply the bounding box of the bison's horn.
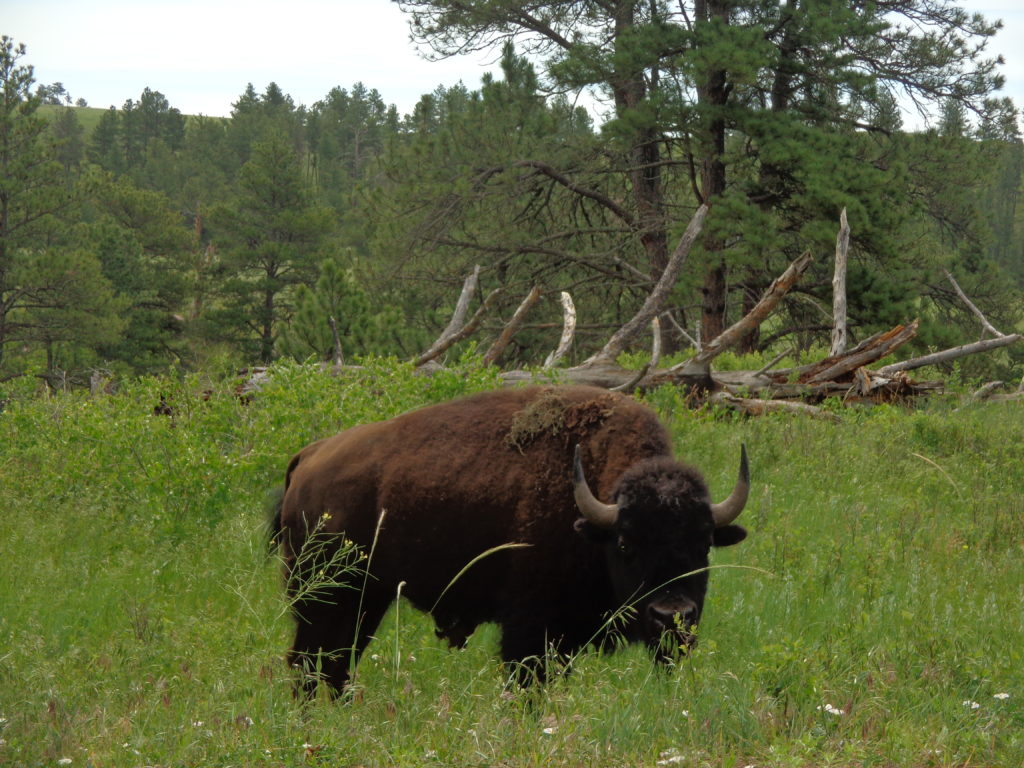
[573,444,619,528]
[710,444,750,527]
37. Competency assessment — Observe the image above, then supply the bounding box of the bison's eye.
[617,537,634,557]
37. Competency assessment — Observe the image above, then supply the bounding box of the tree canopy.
[1,13,1021,387]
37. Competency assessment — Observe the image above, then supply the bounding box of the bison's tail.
[265,485,285,556]
[267,452,302,557]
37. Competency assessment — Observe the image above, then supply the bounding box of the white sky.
[5,0,1024,128]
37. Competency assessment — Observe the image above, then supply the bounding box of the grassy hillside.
[38,104,108,136]
[38,103,222,138]
[1,361,1022,767]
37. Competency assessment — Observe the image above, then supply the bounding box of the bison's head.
[572,445,749,660]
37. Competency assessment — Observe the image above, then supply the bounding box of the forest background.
[2,0,1024,393]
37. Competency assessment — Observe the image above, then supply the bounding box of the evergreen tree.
[307,83,399,202]
[206,133,335,363]
[397,0,1010,345]
[0,37,112,375]
[89,106,123,171]
[277,255,400,362]
[75,169,195,372]
[49,105,86,176]
[225,83,306,166]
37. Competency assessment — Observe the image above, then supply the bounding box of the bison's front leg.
[499,619,569,687]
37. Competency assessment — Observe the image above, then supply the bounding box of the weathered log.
[803,321,919,384]
[709,391,842,422]
[876,334,1022,376]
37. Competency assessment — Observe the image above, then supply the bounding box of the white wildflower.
[542,726,557,735]
[817,703,844,716]
[657,749,686,766]
[192,720,204,727]
[993,693,1010,700]
[57,759,72,765]
[962,700,980,710]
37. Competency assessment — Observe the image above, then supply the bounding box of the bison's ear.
[573,517,613,542]
[712,524,747,547]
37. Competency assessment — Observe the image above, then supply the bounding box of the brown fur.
[275,385,744,696]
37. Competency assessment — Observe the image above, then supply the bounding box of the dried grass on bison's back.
[505,389,617,452]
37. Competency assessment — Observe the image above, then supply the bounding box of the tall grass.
[1,361,1021,767]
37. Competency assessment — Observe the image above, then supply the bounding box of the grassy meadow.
[1,360,1022,767]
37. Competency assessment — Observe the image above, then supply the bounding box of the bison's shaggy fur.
[272,385,748,696]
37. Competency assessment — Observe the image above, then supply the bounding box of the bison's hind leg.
[284,535,391,699]
[288,591,391,699]
[432,612,479,650]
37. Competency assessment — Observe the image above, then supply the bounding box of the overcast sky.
[6,0,1024,129]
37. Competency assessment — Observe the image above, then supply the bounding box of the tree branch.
[582,204,708,366]
[673,250,814,378]
[944,269,1004,337]
[830,208,850,356]
[514,160,636,226]
[543,291,577,368]
[482,285,542,366]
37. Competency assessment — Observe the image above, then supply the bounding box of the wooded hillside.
[2,6,1023,393]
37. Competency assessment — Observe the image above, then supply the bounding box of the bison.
[270,384,749,696]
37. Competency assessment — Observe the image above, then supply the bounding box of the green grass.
[1,360,1022,767]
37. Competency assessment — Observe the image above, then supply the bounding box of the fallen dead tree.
[406,206,1020,414]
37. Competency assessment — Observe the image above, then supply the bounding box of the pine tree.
[0,37,119,375]
[277,255,399,362]
[206,133,335,363]
[396,0,1009,345]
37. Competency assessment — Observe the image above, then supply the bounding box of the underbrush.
[1,360,1021,767]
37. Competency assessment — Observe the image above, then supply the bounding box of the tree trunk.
[261,285,275,364]
[695,0,731,343]
[609,2,674,350]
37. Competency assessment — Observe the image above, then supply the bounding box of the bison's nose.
[646,602,698,632]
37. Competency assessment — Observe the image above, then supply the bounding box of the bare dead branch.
[414,287,503,367]
[514,160,636,226]
[876,333,1022,375]
[944,269,1005,337]
[582,204,708,366]
[673,250,814,378]
[482,286,542,367]
[661,311,701,352]
[611,318,662,393]
[414,266,482,366]
[544,292,577,368]
[830,208,850,356]
[755,347,795,377]
[328,316,343,367]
